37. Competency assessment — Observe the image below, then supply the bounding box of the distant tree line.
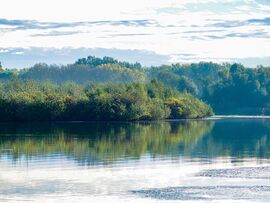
[75,56,142,69]
[1,56,270,115]
[149,62,270,114]
[0,57,144,84]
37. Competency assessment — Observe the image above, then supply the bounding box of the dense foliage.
[0,79,212,121]
[2,55,270,116]
[149,63,270,114]
[0,56,144,83]
[20,63,145,84]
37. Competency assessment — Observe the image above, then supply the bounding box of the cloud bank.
[0,0,270,68]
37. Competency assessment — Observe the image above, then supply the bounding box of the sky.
[0,0,270,68]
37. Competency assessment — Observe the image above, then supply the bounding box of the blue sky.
[0,0,270,68]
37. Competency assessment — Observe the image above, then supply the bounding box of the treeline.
[21,63,145,84]
[0,79,213,121]
[1,55,270,115]
[0,56,145,84]
[149,63,270,114]
[75,56,142,69]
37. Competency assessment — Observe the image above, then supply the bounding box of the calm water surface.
[0,119,270,202]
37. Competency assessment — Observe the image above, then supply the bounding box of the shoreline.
[210,115,270,119]
[1,115,270,124]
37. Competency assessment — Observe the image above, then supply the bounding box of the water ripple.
[132,185,270,201]
[197,166,270,179]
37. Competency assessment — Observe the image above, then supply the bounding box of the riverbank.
[211,115,270,119]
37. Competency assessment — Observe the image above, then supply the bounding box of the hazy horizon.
[0,47,269,69]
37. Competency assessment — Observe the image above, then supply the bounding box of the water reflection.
[1,120,270,202]
[0,119,270,165]
[195,119,270,159]
[0,121,213,165]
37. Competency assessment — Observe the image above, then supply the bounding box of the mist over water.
[0,119,270,202]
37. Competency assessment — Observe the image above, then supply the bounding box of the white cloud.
[0,0,270,66]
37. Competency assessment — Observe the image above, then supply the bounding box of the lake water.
[0,119,270,202]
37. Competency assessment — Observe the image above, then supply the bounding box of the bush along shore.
[0,79,213,121]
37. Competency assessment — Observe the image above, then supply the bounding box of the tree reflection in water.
[1,119,270,165]
[0,121,213,164]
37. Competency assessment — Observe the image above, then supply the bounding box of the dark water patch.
[132,185,270,201]
[197,166,270,179]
